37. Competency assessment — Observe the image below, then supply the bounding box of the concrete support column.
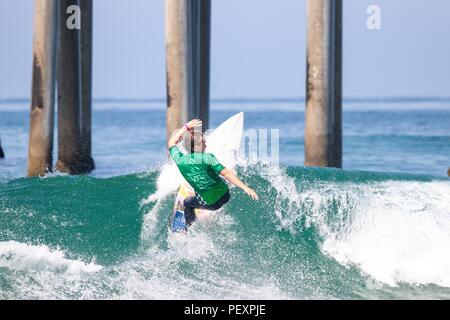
[166,0,211,140]
[305,0,342,168]
[27,0,59,176]
[80,0,95,171]
[197,0,211,130]
[166,0,192,139]
[56,0,85,174]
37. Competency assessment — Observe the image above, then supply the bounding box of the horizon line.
[2,96,450,105]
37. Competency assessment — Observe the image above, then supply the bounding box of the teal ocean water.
[0,101,449,299]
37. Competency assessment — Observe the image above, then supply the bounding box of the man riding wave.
[168,119,258,226]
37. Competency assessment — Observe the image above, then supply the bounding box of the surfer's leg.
[183,196,201,226]
[184,191,230,226]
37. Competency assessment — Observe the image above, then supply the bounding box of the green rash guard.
[169,145,229,205]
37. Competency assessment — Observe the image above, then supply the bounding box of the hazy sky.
[1,0,450,100]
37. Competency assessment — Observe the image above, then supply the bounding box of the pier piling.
[27,0,59,176]
[166,0,211,140]
[80,0,95,171]
[197,0,211,130]
[305,0,343,168]
[56,0,89,174]
[0,138,4,158]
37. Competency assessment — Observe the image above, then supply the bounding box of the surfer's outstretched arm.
[220,168,259,200]
[167,119,202,149]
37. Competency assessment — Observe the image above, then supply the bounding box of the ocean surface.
[0,101,449,299]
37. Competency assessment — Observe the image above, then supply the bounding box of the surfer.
[168,119,259,226]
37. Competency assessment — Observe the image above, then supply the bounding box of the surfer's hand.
[244,187,259,200]
[185,119,202,131]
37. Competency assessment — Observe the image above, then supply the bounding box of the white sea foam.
[112,225,289,300]
[140,163,183,206]
[263,166,450,288]
[0,241,102,275]
[167,227,216,260]
[321,181,450,287]
[38,170,70,179]
[256,164,308,233]
[139,163,183,240]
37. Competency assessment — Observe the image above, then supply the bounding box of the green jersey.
[169,146,229,205]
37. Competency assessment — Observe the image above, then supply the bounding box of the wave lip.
[317,181,450,288]
[257,165,450,289]
[0,241,102,275]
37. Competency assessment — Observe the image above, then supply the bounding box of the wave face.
[0,166,449,299]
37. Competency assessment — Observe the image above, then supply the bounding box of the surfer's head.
[184,129,206,153]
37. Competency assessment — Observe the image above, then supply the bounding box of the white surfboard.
[170,112,244,232]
